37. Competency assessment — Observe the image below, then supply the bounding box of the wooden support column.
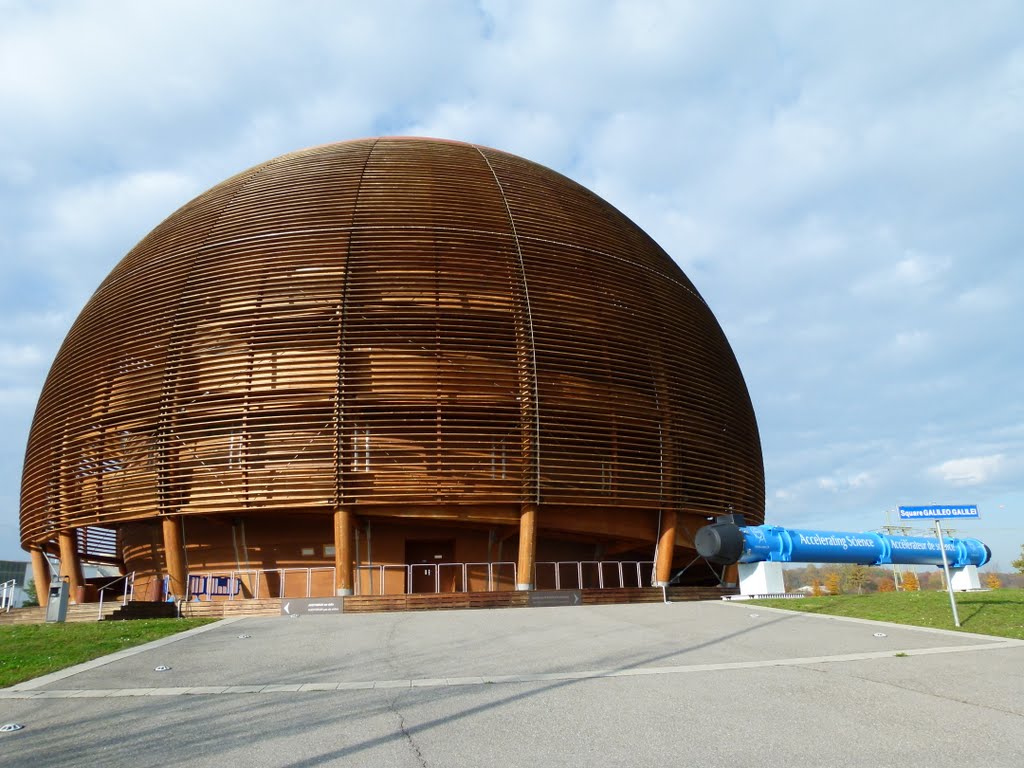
[31,546,51,607]
[162,516,188,600]
[58,530,85,603]
[334,507,354,596]
[516,502,537,591]
[654,509,678,587]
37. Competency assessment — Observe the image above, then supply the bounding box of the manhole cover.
[154,665,172,672]
[1,723,25,732]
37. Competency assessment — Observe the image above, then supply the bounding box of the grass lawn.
[0,618,217,688]
[751,589,1024,640]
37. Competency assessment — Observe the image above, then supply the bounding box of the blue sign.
[898,505,979,520]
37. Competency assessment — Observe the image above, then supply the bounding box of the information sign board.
[897,504,978,520]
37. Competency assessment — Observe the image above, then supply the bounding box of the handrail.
[97,571,135,620]
[1,579,16,612]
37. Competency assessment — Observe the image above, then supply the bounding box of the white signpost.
[897,505,980,628]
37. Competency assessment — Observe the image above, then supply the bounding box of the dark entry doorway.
[406,539,456,593]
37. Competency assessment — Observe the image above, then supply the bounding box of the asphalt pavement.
[1,599,1022,767]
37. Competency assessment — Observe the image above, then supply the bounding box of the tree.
[1012,545,1024,574]
[23,579,40,607]
[811,578,823,596]
[902,571,920,592]
[985,572,1001,589]
[824,572,841,595]
[803,563,822,585]
[847,565,868,594]
[878,578,895,592]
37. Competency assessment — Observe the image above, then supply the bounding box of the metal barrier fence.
[173,560,656,600]
[354,561,518,596]
[176,568,337,601]
[534,561,656,590]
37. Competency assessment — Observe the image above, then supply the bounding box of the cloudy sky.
[1,0,1022,567]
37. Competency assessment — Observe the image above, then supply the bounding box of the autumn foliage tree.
[985,572,1001,589]
[824,572,841,595]
[1012,544,1024,574]
[878,578,895,592]
[847,565,868,594]
[811,579,823,596]
[902,571,920,591]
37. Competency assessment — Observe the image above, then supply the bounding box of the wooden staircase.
[0,602,117,625]
[0,601,179,625]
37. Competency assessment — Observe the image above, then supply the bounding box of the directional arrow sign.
[279,598,343,616]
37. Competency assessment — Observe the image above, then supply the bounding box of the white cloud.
[817,471,873,493]
[0,387,39,408]
[0,344,43,367]
[929,455,1007,486]
[879,329,932,362]
[40,170,198,250]
[851,251,952,300]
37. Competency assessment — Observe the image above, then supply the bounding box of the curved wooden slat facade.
[20,137,764,594]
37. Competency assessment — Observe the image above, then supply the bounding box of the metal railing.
[1,579,16,612]
[181,568,338,601]
[534,561,655,590]
[355,561,518,595]
[173,559,656,601]
[97,571,135,620]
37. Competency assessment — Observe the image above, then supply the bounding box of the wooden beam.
[516,502,537,590]
[334,507,354,595]
[162,516,188,600]
[654,509,678,587]
[58,530,84,603]
[31,546,50,608]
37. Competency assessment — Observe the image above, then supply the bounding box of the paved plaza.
[2,600,1022,767]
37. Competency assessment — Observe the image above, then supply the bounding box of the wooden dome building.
[20,137,764,603]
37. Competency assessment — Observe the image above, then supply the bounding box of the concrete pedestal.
[950,565,981,591]
[738,561,786,596]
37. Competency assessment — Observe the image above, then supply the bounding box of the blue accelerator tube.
[694,522,991,568]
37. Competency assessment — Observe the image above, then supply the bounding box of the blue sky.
[1,0,1022,567]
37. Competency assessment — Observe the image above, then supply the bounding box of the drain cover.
[1,723,25,732]
[154,665,172,672]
